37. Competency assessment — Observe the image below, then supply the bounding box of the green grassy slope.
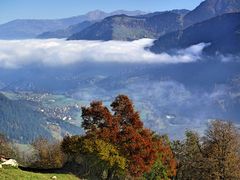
[0,168,79,180]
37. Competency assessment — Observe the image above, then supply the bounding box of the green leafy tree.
[144,135,177,180]
[61,136,126,179]
[82,138,126,179]
[172,131,206,180]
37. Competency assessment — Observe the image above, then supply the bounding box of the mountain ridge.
[150,13,240,55]
[184,0,240,27]
[68,11,184,41]
[0,10,146,39]
[67,0,240,41]
[37,21,95,39]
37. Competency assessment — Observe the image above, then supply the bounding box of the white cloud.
[0,38,207,68]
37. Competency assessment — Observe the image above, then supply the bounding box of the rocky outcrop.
[1,159,18,168]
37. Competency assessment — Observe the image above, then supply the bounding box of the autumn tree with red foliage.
[81,95,176,177]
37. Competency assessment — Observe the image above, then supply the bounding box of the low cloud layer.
[0,38,207,68]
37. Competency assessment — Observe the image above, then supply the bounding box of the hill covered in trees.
[67,11,184,41]
[0,93,81,143]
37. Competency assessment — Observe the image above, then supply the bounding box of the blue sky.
[0,0,203,24]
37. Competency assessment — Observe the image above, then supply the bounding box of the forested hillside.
[0,93,81,143]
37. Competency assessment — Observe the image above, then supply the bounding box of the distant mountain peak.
[85,10,107,19]
[87,9,105,14]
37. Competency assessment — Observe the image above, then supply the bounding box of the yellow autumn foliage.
[82,138,126,170]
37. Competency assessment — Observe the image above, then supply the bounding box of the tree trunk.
[106,168,115,180]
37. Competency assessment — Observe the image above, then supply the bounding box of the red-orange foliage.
[153,136,177,177]
[82,95,176,177]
